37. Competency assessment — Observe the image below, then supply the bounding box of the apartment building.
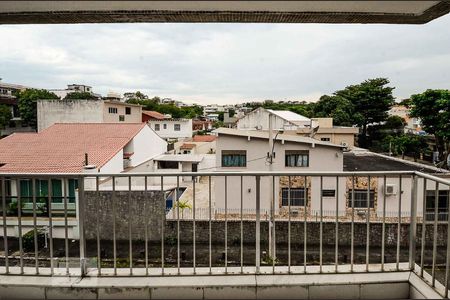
[389,104,422,133]
[48,84,101,99]
[296,117,359,148]
[37,99,142,131]
[236,108,358,148]
[0,81,34,136]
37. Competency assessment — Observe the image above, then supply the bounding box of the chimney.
[83,164,97,191]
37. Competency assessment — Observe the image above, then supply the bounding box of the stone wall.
[164,220,448,247]
[83,191,165,241]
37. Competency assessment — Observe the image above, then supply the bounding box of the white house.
[0,123,167,237]
[236,107,313,131]
[214,128,345,213]
[48,84,101,99]
[147,118,193,141]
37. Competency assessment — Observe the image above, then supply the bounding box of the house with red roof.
[0,123,167,214]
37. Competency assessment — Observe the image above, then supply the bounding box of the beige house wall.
[215,134,343,211]
[102,102,142,123]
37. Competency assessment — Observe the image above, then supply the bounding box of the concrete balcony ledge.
[0,264,444,299]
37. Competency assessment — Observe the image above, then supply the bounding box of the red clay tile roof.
[192,135,217,142]
[142,110,165,120]
[0,123,146,173]
[180,143,196,150]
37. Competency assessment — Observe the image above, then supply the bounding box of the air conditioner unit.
[385,184,397,195]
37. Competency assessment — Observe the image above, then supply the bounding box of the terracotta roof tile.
[180,143,196,150]
[142,110,165,120]
[192,135,217,142]
[0,123,146,173]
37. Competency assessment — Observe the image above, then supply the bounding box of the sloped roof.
[267,109,311,123]
[0,123,146,173]
[142,110,166,120]
[192,135,217,142]
[180,143,196,150]
[213,127,343,148]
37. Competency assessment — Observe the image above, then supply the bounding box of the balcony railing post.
[409,174,417,270]
[255,175,261,274]
[78,176,87,277]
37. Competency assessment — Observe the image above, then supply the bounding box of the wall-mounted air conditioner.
[385,184,397,195]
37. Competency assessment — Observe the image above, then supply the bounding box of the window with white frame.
[285,150,309,167]
[108,107,118,114]
[154,124,160,131]
[163,124,167,129]
[174,124,181,131]
[348,189,375,208]
[281,188,306,206]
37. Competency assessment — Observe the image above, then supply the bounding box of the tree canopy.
[334,78,395,143]
[126,93,203,119]
[409,89,450,162]
[16,89,59,129]
[64,92,98,100]
[0,104,12,130]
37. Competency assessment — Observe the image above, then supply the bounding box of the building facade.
[37,99,142,132]
[214,128,344,212]
[148,118,193,141]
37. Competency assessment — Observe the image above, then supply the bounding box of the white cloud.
[1,15,450,105]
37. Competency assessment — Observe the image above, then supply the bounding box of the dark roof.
[343,152,443,174]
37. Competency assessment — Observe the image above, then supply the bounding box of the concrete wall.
[0,273,418,299]
[83,190,165,241]
[148,119,193,140]
[37,99,103,132]
[215,134,343,210]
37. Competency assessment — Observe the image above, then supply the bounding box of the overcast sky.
[1,13,449,105]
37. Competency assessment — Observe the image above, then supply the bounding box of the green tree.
[312,95,354,126]
[384,115,406,134]
[334,78,395,147]
[64,92,98,100]
[398,98,412,107]
[212,120,224,128]
[218,112,224,122]
[16,89,59,129]
[0,104,12,130]
[409,89,450,163]
[392,134,429,161]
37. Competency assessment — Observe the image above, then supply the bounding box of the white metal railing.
[0,171,450,297]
